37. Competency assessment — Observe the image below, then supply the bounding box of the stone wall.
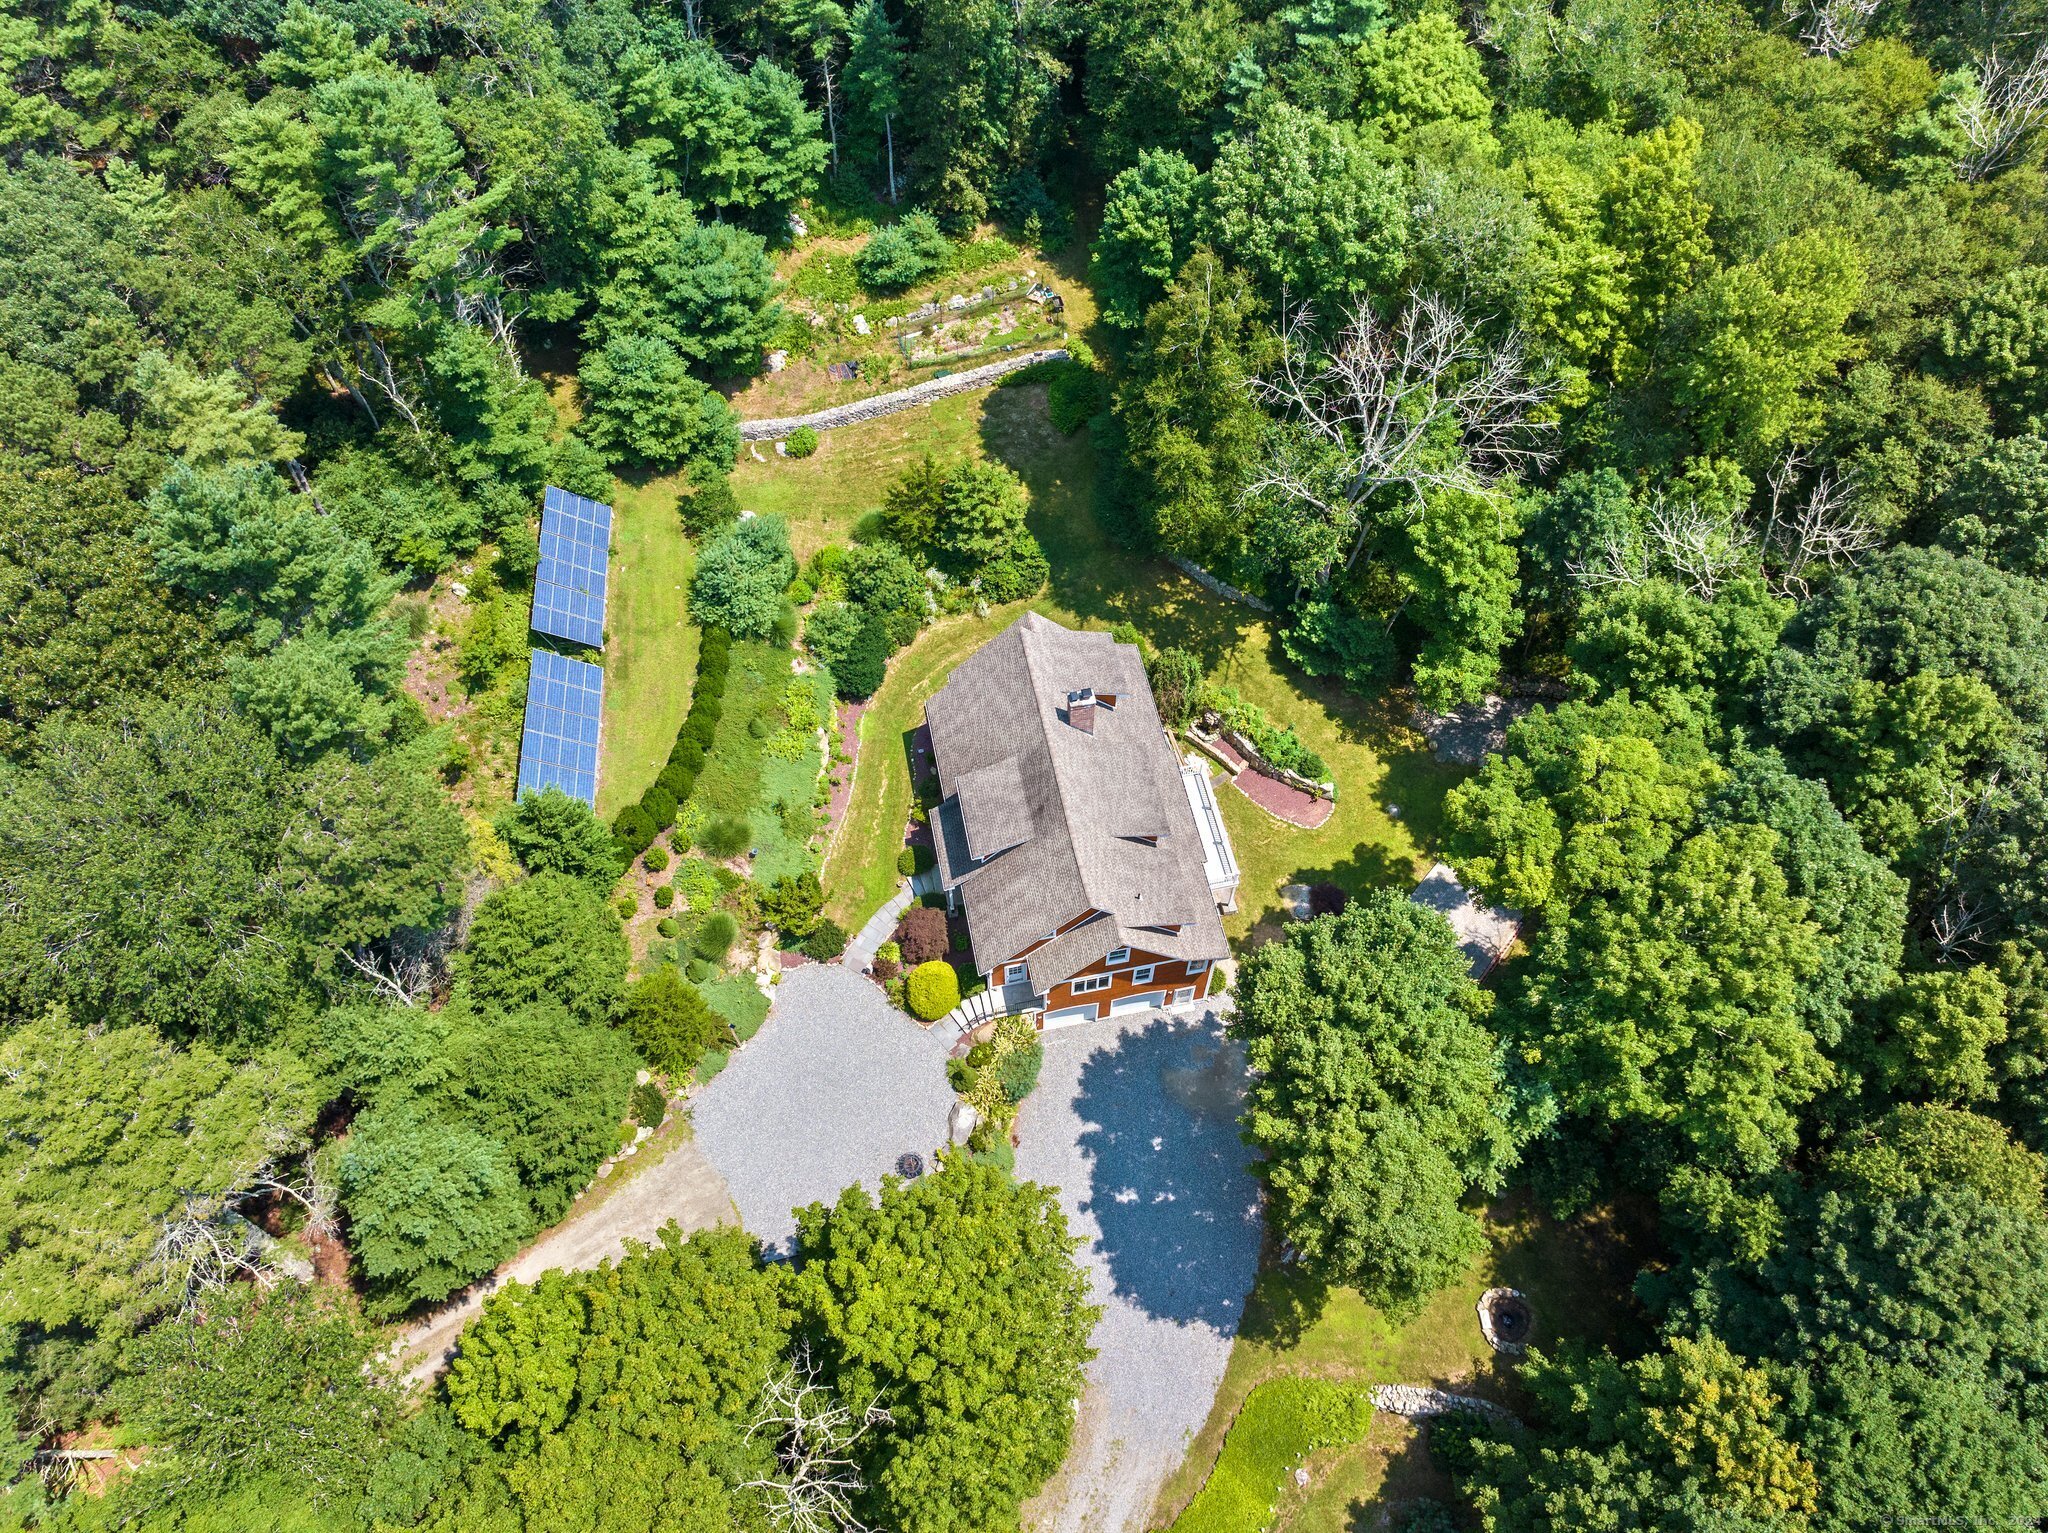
[1163,553,1273,612]
[1369,1384,1519,1426]
[737,349,1069,441]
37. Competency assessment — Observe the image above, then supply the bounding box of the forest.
[4,0,2048,1528]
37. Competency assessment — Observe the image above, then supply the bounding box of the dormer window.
[1107,946,1129,966]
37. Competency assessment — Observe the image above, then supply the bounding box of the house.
[925,614,1238,1028]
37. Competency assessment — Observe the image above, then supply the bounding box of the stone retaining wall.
[1163,553,1273,612]
[1369,1384,1519,1426]
[737,349,1069,441]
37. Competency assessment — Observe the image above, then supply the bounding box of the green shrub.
[856,211,951,291]
[995,1038,1043,1104]
[897,846,920,876]
[694,911,740,961]
[641,782,677,826]
[789,576,816,605]
[630,1080,668,1128]
[1165,1380,1374,1533]
[749,713,774,739]
[696,815,752,859]
[680,474,740,538]
[656,917,679,938]
[612,803,656,857]
[1207,966,1228,998]
[906,960,961,1021]
[653,883,674,909]
[615,894,636,918]
[686,958,712,982]
[643,845,670,873]
[787,426,818,458]
[947,1058,979,1094]
[802,918,847,961]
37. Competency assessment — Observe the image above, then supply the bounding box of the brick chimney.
[1067,687,1097,734]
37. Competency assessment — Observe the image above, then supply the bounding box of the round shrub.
[653,883,674,909]
[893,905,950,965]
[686,957,711,982]
[696,815,752,859]
[611,802,656,855]
[802,918,847,961]
[906,960,961,1022]
[789,577,815,605]
[642,783,678,827]
[786,426,818,458]
[670,739,706,774]
[657,763,693,799]
[615,894,637,918]
[694,911,740,961]
[656,917,679,938]
[897,846,919,877]
[643,844,671,874]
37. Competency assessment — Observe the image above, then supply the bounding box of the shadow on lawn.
[1071,1012,1264,1331]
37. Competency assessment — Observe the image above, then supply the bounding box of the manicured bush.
[788,576,816,605]
[1164,1380,1374,1533]
[641,782,677,827]
[630,1079,668,1128]
[696,815,752,859]
[644,845,671,873]
[802,918,847,961]
[897,846,920,876]
[656,916,679,938]
[786,426,818,458]
[686,958,712,982]
[748,713,773,739]
[947,1058,979,1094]
[670,739,707,774]
[893,905,950,965]
[907,960,961,1021]
[657,763,692,799]
[612,802,656,857]
[873,938,902,982]
[694,911,740,962]
[653,883,674,909]
[615,894,637,918]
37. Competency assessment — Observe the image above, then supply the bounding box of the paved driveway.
[1016,1006,1263,1533]
[692,963,955,1253]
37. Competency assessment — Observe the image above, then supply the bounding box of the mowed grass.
[598,474,698,818]
[814,381,1464,938]
[1152,1195,1655,1533]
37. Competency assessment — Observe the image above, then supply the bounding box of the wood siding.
[1039,948,1213,1022]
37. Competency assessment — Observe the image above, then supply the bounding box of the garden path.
[391,1133,737,1387]
[1205,734,1336,829]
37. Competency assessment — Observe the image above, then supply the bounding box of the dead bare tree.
[743,1347,893,1533]
[1643,494,1754,601]
[1245,293,1556,576]
[1758,449,1879,598]
[1566,528,1649,592]
[1787,0,1879,56]
[1959,40,2048,181]
[340,923,454,1008]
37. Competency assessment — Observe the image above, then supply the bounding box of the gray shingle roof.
[924,614,1229,984]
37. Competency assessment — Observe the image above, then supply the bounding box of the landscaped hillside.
[6,2,2048,1531]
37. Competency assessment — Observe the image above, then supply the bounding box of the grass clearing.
[1150,1195,1654,1533]
[1165,1380,1375,1533]
[679,640,830,888]
[699,973,771,1041]
[598,474,698,818]
[807,382,1464,939]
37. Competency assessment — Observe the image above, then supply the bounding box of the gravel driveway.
[692,963,955,1253]
[1015,1007,1263,1533]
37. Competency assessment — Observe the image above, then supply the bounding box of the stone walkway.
[738,348,1068,441]
[1411,862,1520,979]
[845,885,914,972]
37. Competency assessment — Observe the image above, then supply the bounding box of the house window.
[1130,964,1155,985]
[1106,946,1130,966]
[1186,959,1211,975]
[1003,962,1029,985]
[1071,974,1111,995]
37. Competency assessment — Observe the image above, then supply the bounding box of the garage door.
[1041,1004,1100,1030]
[1109,991,1165,1016]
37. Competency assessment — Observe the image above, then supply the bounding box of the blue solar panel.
[531,486,613,649]
[516,649,605,806]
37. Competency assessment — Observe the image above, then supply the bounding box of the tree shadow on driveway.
[1069,1011,1264,1331]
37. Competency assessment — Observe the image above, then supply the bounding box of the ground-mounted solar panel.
[516,648,605,806]
[532,485,614,649]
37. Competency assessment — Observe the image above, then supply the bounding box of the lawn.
[808,381,1467,940]
[597,473,699,818]
[1151,1195,1655,1533]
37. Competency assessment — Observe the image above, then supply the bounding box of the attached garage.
[1109,991,1166,1016]
[1040,1003,1102,1030]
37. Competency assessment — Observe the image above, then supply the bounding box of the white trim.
[1106,946,1129,966]
[1070,973,1111,995]
[1130,964,1155,984]
[1186,958,1211,975]
[1003,962,1029,986]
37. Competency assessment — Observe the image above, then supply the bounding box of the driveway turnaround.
[692,963,956,1254]
[1015,1007,1263,1533]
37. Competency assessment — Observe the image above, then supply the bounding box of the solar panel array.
[517,648,604,806]
[532,485,613,649]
